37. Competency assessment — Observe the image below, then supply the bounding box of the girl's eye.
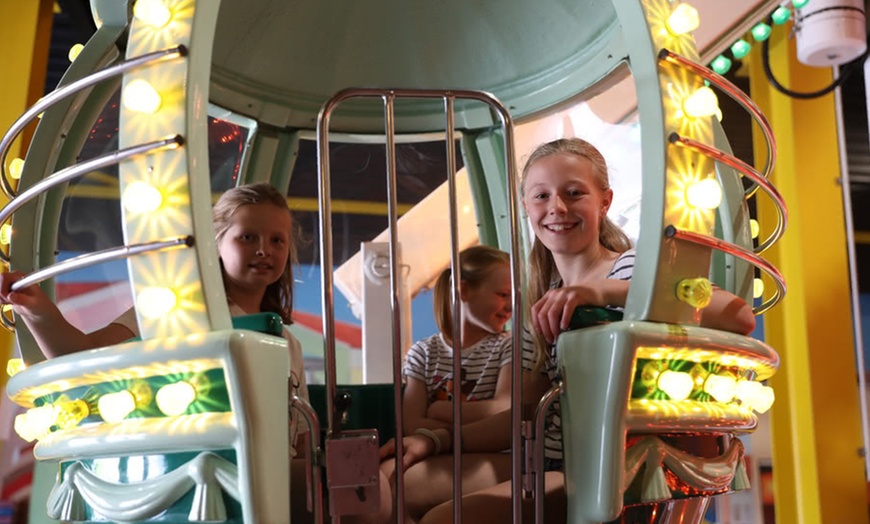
[534,193,549,200]
[240,234,254,241]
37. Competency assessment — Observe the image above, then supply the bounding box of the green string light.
[792,0,810,9]
[711,55,732,75]
[751,22,772,42]
[730,39,752,59]
[771,6,792,25]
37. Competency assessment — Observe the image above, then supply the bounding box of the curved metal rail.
[658,49,776,200]
[0,45,187,198]
[669,133,787,254]
[0,236,194,330]
[0,135,184,263]
[290,395,324,524]
[665,226,786,315]
[533,383,562,524]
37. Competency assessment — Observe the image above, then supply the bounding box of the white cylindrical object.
[795,0,867,67]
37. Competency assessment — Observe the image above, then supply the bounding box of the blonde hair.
[521,138,631,369]
[432,245,510,347]
[212,183,298,325]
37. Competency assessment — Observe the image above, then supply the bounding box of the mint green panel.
[209,0,624,133]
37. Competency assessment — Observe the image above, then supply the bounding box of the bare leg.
[419,471,566,524]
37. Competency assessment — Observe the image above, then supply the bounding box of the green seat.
[307,384,398,443]
[231,312,284,336]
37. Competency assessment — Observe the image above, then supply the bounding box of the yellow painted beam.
[749,27,868,524]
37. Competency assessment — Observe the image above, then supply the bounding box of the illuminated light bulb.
[133,0,172,28]
[710,55,732,75]
[792,0,810,9]
[772,6,792,25]
[751,22,772,42]
[682,86,720,119]
[156,381,197,416]
[98,390,137,423]
[704,374,737,403]
[54,399,90,430]
[735,379,763,406]
[8,158,24,180]
[676,277,713,308]
[14,405,57,442]
[6,358,24,377]
[750,385,775,413]
[685,178,723,209]
[730,39,752,60]
[666,3,700,35]
[750,219,760,239]
[122,79,162,114]
[657,370,694,401]
[753,278,765,299]
[122,182,163,213]
[0,224,12,245]
[137,287,178,318]
[67,43,84,62]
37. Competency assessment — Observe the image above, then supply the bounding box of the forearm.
[404,415,451,433]
[701,289,756,335]
[22,312,133,359]
[428,398,512,425]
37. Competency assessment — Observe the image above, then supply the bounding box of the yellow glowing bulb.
[68,43,84,62]
[0,224,12,245]
[156,381,197,416]
[703,374,737,403]
[133,0,172,28]
[750,219,760,239]
[682,86,720,118]
[753,278,764,299]
[55,399,90,429]
[685,178,722,209]
[735,380,763,407]
[6,358,24,377]
[137,287,178,318]
[122,79,162,114]
[14,405,57,442]
[750,385,775,413]
[657,370,694,401]
[666,3,701,35]
[123,182,164,213]
[8,158,24,180]
[676,277,713,308]
[98,390,137,423]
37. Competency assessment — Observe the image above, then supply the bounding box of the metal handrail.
[669,133,787,254]
[291,395,324,524]
[0,45,187,198]
[665,226,786,315]
[533,384,562,524]
[658,49,777,200]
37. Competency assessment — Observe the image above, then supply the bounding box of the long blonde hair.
[521,138,631,368]
[212,183,298,325]
[432,245,510,347]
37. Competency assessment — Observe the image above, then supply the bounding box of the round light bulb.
[730,39,752,60]
[751,22,772,42]
[0,224,12,245]
[98,390,137,423]
[735,380,763,406]
[122,79,162,114]
[68,43,84,62]
[685,178,723,209]
[6,358,24,377]
[55,399,90,430]
[133,0,172,28]
[753,278,765,299]
[156,381,197,416]
[772,6,792,25]
[710,55,732,75]
[8,158,24,180]
[676,277,713,308]
[750,386,775,413]
[683,86,720,118]
[703,374,737,403]
[123,182,163,213]
[14,405,57,442]
[137,287,178,319]
[792,0,810,9]
[750,219,760,239]
[666,3,700,35]
[657,370,694,401]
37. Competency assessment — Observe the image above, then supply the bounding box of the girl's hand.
[0,271,54,319]
[379,433,441,471]
[531,283,606,344]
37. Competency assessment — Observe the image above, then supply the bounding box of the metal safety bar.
[658,49,777,200]
[0,45,187,198]
[669,133,787,255]
[665,226,786,315]
[0,236,194,331]
[533,384,562,524]
[0,135,184,263]
[316,87,520,524]
[291,395,324,524]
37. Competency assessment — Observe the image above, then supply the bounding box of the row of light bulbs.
[13,379,198,442]
[643,361,775,414]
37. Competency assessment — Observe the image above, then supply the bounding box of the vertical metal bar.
[444,94,463,524]
[384,92,407,524]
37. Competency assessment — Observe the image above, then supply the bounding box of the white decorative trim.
[623,436,748,503]
[47,451,240,522]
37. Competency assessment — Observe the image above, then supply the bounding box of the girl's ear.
[458,280,471,301]
[601,188,613,215]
